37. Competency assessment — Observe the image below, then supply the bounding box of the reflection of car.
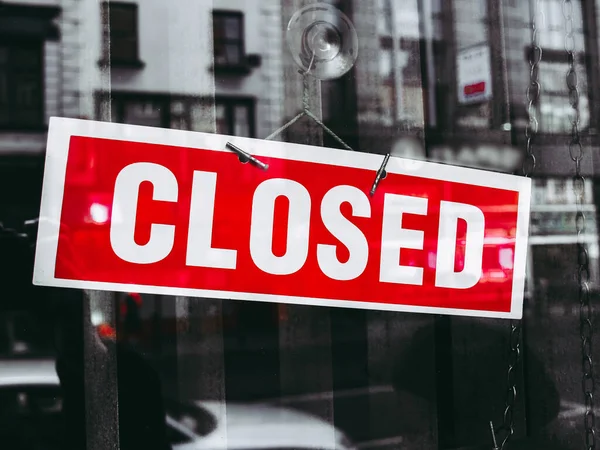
[0,358,355,450]
[167,399,355,450]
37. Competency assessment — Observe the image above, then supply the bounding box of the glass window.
[215,98,254,137]
[213,11,244,67]
[538,60,590,132]
[7,1,600,450]
[233,105,250,137]
[103,2,140,64]
[123,101,162,127]
[215,103,228,134]
[170,100,190,130]
[108,96,196,130]
[539,0,585,50]
[0,42,43,129]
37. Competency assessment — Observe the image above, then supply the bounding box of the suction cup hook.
[286,3,358,80]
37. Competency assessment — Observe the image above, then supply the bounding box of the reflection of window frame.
[101,2,143,67]
[212,10,245,68]
[538,0,585,51]
[0,40,44,130]
[377,37,434,124]
[100,93,198,130]
[214,97,255,138]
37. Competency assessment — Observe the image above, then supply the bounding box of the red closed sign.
[34,118,531,319]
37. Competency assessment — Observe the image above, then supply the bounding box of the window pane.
[215,105,226,134]
[224,16,241,39]
[213,43,227,65]
[233,105,250,137]
[0,44,43,127]
[379,48,392,78]
[14,78,39,107]
[111,37,137,62]
[13,77,41,126]
[213,16,226,40]
[123,101,162,127]
[215,104,228,134]
[110,5,136,33]
[379,83,394,121]
[12,48,39,68]
[110,101,119,123]
[213,13,243,66]
[224,44,241,64]
[108,5,138,62]
[215,44,241,65]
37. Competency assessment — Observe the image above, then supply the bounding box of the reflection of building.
[1,0,600,421]
[311,0,600,305]
[0,1,62,223]
[91,0,283,140]
[529,178,599,310]
[269,1,600,431]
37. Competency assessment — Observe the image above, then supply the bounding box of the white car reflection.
[0,358,355,450]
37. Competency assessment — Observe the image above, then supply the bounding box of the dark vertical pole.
[418,0,438,132]
[487,0,510,130]
[431,0,457,448]
[440,0,457,133]
[434,315,455,450]
[84,5,120,448]
[84,292,120,450]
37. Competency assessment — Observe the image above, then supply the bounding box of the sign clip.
[370,153,390,196]
[226,142,269,171]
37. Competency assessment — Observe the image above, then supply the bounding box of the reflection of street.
[257,385,404,448]
[148,306,600,450]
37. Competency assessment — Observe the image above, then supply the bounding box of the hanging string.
[263,51,355,152]
[563,1,596,449]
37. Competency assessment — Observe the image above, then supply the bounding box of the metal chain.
[563,1,596,449]
[494,3,542,449]
[524,0,543,176]
[497,323,522,450]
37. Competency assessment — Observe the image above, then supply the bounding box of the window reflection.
[0,43,43,128]
[213,11,244,68]
[3,0,600,450]
[215,98,255,137]
[538,60,590,132]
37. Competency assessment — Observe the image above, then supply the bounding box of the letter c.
[110,162,178,264]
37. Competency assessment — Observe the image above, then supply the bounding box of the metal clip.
[226,142,269,171]
[370,153,390,196]
[489,421,499,450]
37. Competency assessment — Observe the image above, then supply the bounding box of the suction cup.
[286,3,358,80]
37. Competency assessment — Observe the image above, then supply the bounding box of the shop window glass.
[5,1,600,450]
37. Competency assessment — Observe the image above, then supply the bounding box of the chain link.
[496,323,522,449]
[563,1,596,449]
[494,4,542,449]
[523,0,543,177]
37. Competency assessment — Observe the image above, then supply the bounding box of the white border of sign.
[33,117,531,319]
